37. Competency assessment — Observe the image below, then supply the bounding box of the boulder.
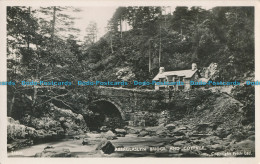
[125,127,139,134]
[138,130,149,137]
[197,136,221,146]
[196,123,212,132]
[154,124,167,135]
[158,131,168,138]
[174,141,187,147]
[73,136,80,140]
[7,139,33,151]
[96,140,115,154]
[247,135,255,141]
[175,126,188,131]
[100,126,109,132]
[170,136,184,144]
[35,148,73,157]
[165,124,176,130]
[8,117,20,124]
[100,130,117,140]
[59,117,65,122]
[174,131,186,136]
[49,105,88,135]
[215,128,231,138]
[231,139,254,151]
[226,134,233,140]
[115,128,127,135]
[210,144,224,151]
[148,131,157,136]
[44,146,54,150]
[82,138,88,145]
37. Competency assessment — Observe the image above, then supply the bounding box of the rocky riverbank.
[7,105,87,151]
[7,91,255,157]
[8,122,254,157]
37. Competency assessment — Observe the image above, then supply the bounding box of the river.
[8,133,177,157]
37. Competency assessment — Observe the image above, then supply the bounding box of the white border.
[0,0,259,164]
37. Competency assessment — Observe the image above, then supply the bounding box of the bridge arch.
[92,98,125,120]
[84,98,126,131]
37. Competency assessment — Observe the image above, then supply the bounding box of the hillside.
[81,7,254,84]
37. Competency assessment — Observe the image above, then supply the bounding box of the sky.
[69,6,214,42]
[74,7,117,41]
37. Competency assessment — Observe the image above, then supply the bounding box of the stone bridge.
[85,87,172,127]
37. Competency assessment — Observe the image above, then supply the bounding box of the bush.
[231,85,255,125]
[143,113,159,126]
[167,89,213,121]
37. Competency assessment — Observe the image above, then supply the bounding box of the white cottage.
[153,63,209,90]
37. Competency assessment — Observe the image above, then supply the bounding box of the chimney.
[159,67,165,74]
[192,63,197,71]
[205,69,209,78]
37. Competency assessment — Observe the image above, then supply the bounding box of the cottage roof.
[153,69,198,81]
[198,78,211,83]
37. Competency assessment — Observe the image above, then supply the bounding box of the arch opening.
[85,100,125,131]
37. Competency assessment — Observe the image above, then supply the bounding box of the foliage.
[7,6,86,118]
[231,85,255,125]
[7,6,255,127]
[167,89,213,121]
[143,113,159,126]
[82,7,254,84]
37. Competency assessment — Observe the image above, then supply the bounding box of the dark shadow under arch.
[85,99,125,131]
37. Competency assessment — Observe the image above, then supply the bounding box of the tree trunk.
[51,6,56,40]
[120,17,122,38]
[8,93,15,116]
[32,52,40,112]
[149,40,151,72]
[27,7,31,50]
[110,35,114,53]
[159,25,162,67]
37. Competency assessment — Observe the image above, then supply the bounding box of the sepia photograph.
[1,1,258,161]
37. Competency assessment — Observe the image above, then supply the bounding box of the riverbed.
[8,133,177,157]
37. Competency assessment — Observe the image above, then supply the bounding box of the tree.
[38,7,81,39]
[7,6,40,116]
[7,6,84,117]
[84,21,98,45]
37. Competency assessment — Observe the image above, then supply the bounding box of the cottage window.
[159,87,166,90]
[168,76,173,82]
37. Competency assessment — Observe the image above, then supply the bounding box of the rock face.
[21,104,88,139]
[8,104,88,151]
[201,63,219,80]
[116,67,135,81]
[7,117,36,150]
[7,117,38,141]
[52,106,87,135]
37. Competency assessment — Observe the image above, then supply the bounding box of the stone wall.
[90,87,170,126]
